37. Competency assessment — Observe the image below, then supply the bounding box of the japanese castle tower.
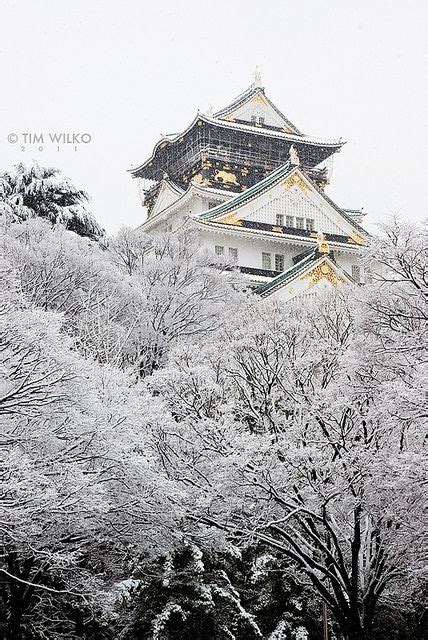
[129,73,367,301]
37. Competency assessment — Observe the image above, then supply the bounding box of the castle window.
[215,245,224,256]
[276,214,284,226]
[229,247,238,261]
[275,254,285,272]
[251,115,265,126]
[352,265,361,283]
[286,215,294,227]
[208,201,218,209]
[306,218,315,231]
[262,252,272,270]
[296,217,304,229]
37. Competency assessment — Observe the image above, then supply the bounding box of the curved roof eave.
[138,180,233,230]
[128,113,344,176]
[255,254,356,297]
[197,163,366,236]
[193,217,365,252]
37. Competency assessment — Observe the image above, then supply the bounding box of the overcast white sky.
[0,0,427,234]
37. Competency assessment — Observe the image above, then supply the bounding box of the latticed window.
[275,254,284,272]
[352,265,361,282]
[286,215,294,227]
[296,217,304,229]
[306,218,315,231]
[229,247,238,261]
[208,201,217,209]
[215,245,224,256]
[276,214,284,226]
[262,252,272,270]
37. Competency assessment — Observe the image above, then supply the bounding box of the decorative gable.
[214,169,361,238]
[256,253,355,302]
[150,180,183,217]
[220,91,295,132]
[240,187,348,236]
[214,85,301,134]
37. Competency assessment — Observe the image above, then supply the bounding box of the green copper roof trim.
[255,251,318,296]
[198,164,366,236]
[199,161,294,220]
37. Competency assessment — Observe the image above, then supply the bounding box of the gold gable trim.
[250,93,268,106]
[216,211,242,226]
[348,231,365,245]
[300,261,345,288]
[282,173,308,193]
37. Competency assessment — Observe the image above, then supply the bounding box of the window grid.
[275,254,285,272]
[262,252,272,270]
[244,192,343,235]
[229,247,238,261]
[215,245,224,256]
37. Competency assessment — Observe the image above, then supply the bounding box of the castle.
[129,73,367,301]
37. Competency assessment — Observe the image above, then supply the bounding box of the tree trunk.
[7,598,24,640]
[342,622,369,640]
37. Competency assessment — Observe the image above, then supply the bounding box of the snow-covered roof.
[197,162,367,237]
[255,251,357,298]
[213,83,302,135]
[128,113,343,177]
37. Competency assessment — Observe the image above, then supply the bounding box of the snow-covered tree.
[118,544,263,640]
[1,196,425,640]
[1,220,244,376]
[0,163,103,239]
[0,257,181,638]
[148,238,426,640]
[111,228,246,376]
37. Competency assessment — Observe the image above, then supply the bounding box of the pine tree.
[0,163,103,239]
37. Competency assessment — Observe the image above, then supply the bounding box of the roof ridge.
[197,163,367,237]
[213,84,260,117]
[198,161,294,220]
[213,84,302,135]
[255,251,318,295]
[128,115,343,176]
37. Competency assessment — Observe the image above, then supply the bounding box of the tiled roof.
[197,163,366,236]
[213,84,302,135]
[255,250,319,296]
[255,252,357,298]
[199,161,295,220]
[128,115,343,176]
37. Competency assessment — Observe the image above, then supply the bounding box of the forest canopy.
[0,165,426,640]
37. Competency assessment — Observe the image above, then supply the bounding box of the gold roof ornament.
[289,144,300,166]
[316,231,330,254]
[253,66,263,88]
